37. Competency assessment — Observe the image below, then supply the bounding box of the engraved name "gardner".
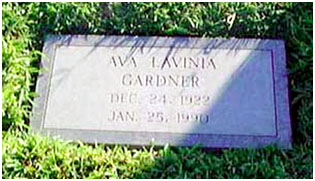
[121,74,200,88]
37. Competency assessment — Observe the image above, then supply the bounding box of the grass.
[2,2,313,178]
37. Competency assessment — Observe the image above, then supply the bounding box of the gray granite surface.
[31,35,292,148]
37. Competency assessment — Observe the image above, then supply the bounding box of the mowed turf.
[2,2,313,178]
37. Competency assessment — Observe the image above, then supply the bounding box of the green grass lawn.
[2,2,313,178]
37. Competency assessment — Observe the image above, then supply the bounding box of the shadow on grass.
[129,144,297,179]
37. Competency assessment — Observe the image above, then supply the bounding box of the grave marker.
[31,35,292,148]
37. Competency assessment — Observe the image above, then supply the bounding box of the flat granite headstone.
[31,35,292,148]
